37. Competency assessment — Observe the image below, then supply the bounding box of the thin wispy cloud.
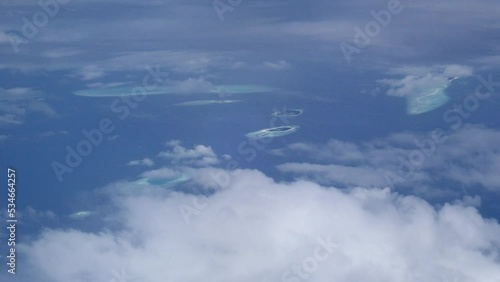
[275,125,500,193]
[0,87,57,127]
[127,158,155,167]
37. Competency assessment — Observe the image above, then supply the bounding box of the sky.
[1,0,500,281]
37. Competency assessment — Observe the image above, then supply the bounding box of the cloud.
[277,162,388,187]
[378,65,473,98]
[271,139,365,163]
[127,158,155,167]
[174,77,215,93]
[107,134,119,141]
[0,31,13,44]
[77,65,106,81]
[37,131,69,139]
[0,114,22,126]
[20,206,57,222]
[375,65,475,114]
[274,125,500,193]
[70,50,233,80]
[40,48,82,58]
[248,20,355,43]
[263,60,291,70]
[128,159,155,168]
[19,166,500,282]
[0,87,57,127]
[429,126,500,190]
[140,167,179,179]
[158,140,220,166]
[1,0,500,79]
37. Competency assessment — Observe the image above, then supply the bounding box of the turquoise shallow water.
[73,84,279,97]
[405,77,459,115]
[407,89,450,115]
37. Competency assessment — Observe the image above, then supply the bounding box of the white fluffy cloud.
[158,140,220,166]
[173,77,215,94]
[19,167,500,282]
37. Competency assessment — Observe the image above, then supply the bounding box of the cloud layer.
[274,125,500,193]
[21,166,500,282]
